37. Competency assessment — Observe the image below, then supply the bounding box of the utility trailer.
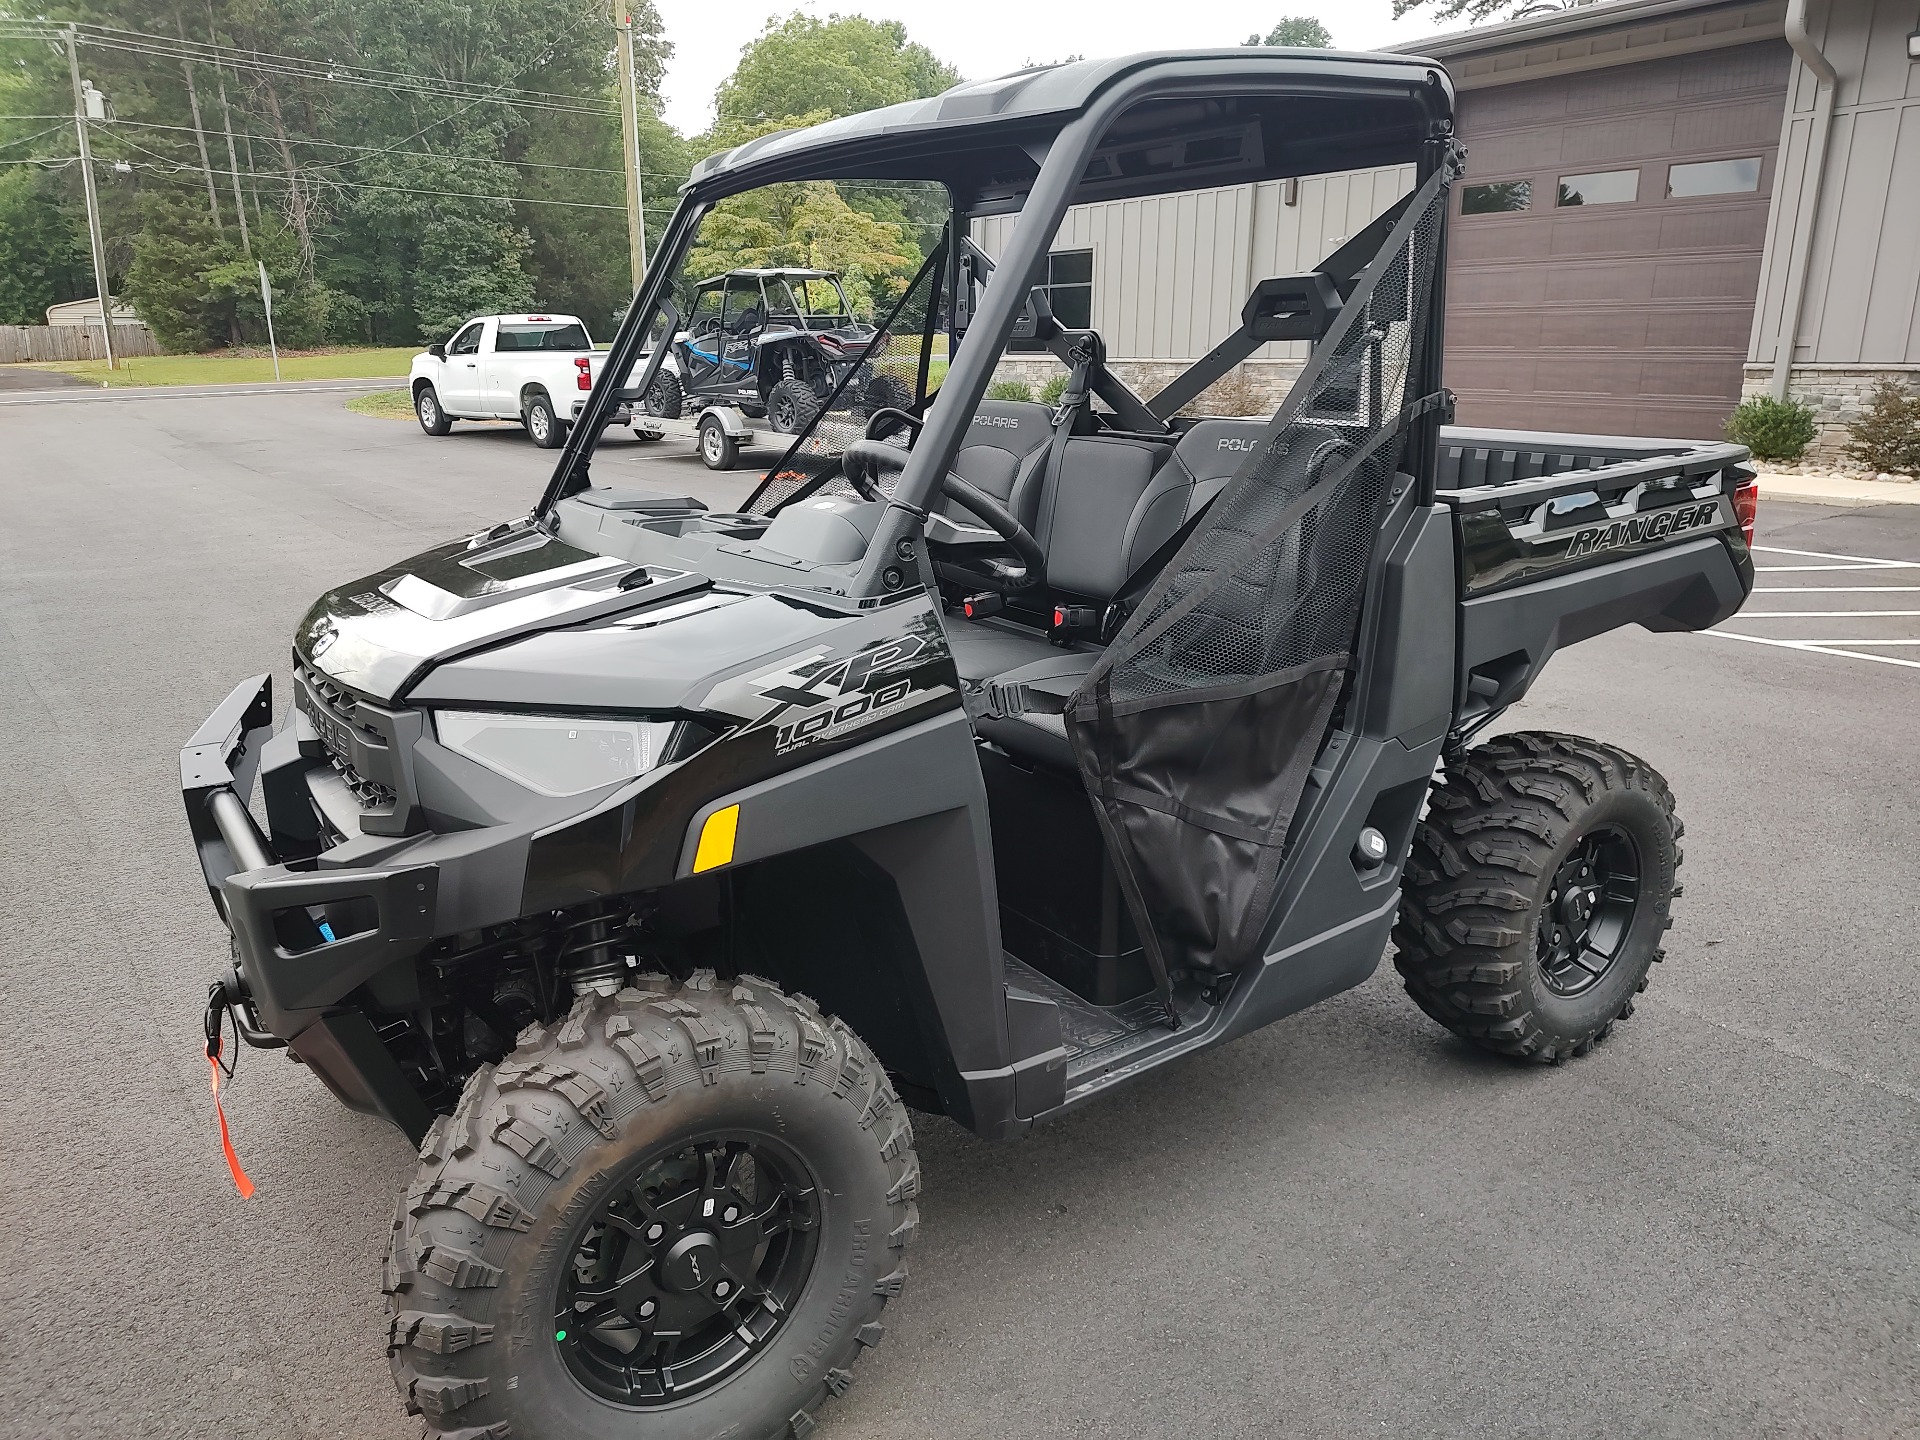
[629,405,769,471]
[177,49,1759,1440]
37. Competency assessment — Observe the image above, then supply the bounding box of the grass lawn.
[9,346,418,388]
[346,387,415,420]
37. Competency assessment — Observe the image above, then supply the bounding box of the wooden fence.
[0,324,163,364]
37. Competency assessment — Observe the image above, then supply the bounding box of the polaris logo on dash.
[1563,500,1722,559]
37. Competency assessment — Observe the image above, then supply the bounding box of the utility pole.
[65,26,115,371]
[613,3,647,292]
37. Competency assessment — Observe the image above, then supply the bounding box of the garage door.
[1445,41,1790,439]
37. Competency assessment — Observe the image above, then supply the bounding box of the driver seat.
[945,417,1280,771]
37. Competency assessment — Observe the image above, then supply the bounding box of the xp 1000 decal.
[742,616,955,756]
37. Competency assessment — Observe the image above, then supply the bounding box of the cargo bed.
[1429,426,1758,726]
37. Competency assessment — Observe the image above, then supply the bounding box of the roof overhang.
[1388,0,1786,90]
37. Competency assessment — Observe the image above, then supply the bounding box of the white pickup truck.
[408,313,635,448]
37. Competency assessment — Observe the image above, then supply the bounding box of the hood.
[295,524,714,702]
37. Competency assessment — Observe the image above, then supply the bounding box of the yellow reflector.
[692,804,739,873]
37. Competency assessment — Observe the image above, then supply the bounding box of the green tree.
[1244,17,1335,46]
[0,168,91,325]
[711,14,960,140]
[124,188,333,349]
[686,179,918,317]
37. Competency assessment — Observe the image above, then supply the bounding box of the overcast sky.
[651,0,1462,136]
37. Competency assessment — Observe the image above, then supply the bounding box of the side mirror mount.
[427,342,446,359]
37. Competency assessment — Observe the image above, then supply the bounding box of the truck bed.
[1427,425,1757,725]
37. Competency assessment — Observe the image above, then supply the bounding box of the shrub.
[1198,366,1261,417]
[987,377,1034,402]
[1723,395,1818,462]
[1844,380,1920,477]
[1038,372,1069,406]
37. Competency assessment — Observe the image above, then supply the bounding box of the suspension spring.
[557,903,634,997]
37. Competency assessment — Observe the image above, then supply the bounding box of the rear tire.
[698,415,740,470]
[767,377,821,436]
[525,391,566,449]
[386,972,918,1440]
[642,371,684,419]
[415,384,452,436]
[1393,731,1681,1063]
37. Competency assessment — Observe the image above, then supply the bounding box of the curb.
[1755,473,1920,508]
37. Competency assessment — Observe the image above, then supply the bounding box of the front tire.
[387,973,918,1440]
[525,391,566,449]
[415,384,452,436]
[1393,732,1682,1063]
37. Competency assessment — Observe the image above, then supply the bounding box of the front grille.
[296,661,398,809]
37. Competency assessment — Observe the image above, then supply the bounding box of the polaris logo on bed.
[1562,499,1724,559]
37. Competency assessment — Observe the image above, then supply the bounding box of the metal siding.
[1752,0,1920,366]
[1446,39,1791,438]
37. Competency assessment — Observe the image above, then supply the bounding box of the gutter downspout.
[1772,0,1840,402]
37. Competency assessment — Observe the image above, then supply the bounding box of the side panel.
[674,711,1033,1139]
[1457,533,1749,712]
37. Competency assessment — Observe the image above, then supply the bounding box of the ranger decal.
[1563,499,1724,560]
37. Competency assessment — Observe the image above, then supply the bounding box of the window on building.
[1462,180,1532,215]
[1667,157,1763,197]
[1557,169,1639,206]
[1010,249,1094,350]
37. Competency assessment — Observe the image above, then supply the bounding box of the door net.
[743,241,947,514]
[1066,158,1457,979]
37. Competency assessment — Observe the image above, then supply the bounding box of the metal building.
[981,0,1919,457]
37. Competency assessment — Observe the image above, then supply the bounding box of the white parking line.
[1709,542,1920,673]
[1752,545,1919,565]
[1732,610,1920,618]
[1706,631,1920,670]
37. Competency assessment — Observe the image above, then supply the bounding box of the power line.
[68,115,690,180]
[0,19,619,117]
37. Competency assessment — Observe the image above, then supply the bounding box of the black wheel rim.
[1536,824,1640,996]
[555,1134,820,1408]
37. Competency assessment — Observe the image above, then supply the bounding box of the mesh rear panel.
[744,253,942,514]
[1105,186,1445,705]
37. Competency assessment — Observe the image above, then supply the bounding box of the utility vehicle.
[183,49,1758,1440]
[641,267,914,434]
[410,314,634,449]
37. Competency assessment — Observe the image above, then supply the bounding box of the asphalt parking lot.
[0,385,1914,1440]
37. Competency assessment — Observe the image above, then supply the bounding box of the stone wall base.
[1741,364,1920,465]
[990,355,1304,418]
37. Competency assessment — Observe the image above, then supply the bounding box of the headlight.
[434,711,676,797]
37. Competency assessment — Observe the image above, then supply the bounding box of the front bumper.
[183,674,439,1139]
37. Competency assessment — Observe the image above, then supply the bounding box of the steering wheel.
[840,438,1046,588]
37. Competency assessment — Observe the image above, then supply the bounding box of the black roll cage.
[539,55,1456,598]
